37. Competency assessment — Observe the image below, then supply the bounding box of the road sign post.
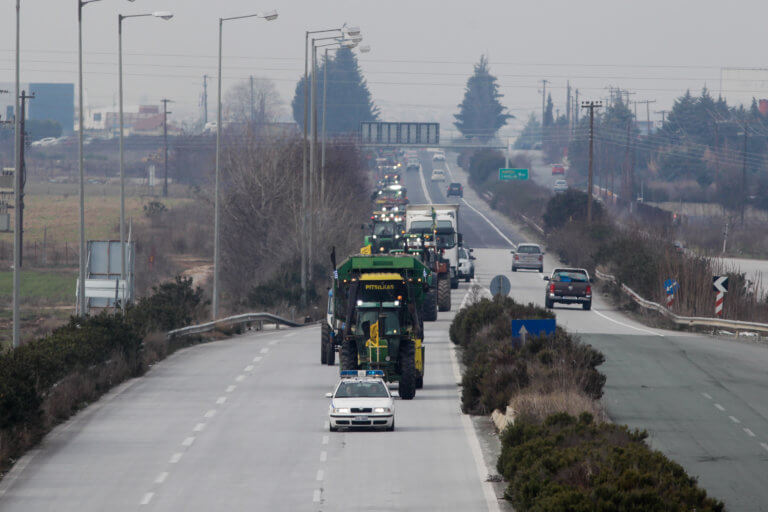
[499,168,529,181]
[664,278,679,308]
[713,275,728,316]
[490,275,511,297]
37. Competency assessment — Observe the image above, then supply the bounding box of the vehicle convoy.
[363,211,406,254]
[512,243,544,272]
[406,204,461,290]
[543,268,592,310]
[326,370,395,432]
[373,184,409,207]
[325,253,431,399]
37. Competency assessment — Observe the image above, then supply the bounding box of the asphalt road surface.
[3,151,768,510]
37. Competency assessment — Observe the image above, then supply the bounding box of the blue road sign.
[664,278,679,295]
[511,319,556,345]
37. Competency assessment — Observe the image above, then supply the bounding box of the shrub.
[128,275,205,334]
[497,413,724,511]
[543,189,605,231]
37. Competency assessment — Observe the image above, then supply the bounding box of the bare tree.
[224,77,282,125]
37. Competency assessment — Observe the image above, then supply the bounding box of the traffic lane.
[588,332,768,511]
[419,152,516,249]
[0,327,306,512]
[472,248,669,337]
[149,326,337,511]
[321,315,495,511]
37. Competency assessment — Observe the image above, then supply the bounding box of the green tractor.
[330,254,430,399]
[362,210,406,254]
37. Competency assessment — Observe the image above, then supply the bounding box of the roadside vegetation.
[0,277,205,480]
[451,295,724,510]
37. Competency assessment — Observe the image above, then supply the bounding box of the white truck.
[405,204,461,290]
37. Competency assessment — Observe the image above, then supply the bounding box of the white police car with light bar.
[325,370,395,431]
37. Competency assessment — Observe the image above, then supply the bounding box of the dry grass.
[509,389,608,425]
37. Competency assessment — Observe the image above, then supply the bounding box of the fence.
[0,239,79,267]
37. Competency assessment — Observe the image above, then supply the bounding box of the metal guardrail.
[594,269,768,334]
[166,312,304,340]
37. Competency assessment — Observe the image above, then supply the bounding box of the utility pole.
[656,109,668,125]
[161,98,172,197]
[18,90,33,267]
[582,101,602,224]
[566,81,571,131]
[633,99,656,135]
[202,75,208,125]
[249,75,255,124]
[540,79,549,123]
[741,122,748,225]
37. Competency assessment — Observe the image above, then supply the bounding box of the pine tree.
[454,55,512,141]
[291,48,378,134]
[543,94,554,127]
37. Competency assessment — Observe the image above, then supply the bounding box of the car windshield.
[552,270,588,282]
[518,245,541,254]
[334,380,389,398]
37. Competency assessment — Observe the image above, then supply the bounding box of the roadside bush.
[497,413,724,511]
[543,189,605,231]
[128,275,205,334]
[452,297,603,415]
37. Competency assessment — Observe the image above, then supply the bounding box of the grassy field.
[0,269,77,304]
[0,182,195,245]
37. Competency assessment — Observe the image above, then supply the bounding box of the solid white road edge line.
[592,309,665,338]
[744,428,756,437]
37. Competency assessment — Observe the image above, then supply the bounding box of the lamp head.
[262,9,278,21]
[359,45,371,53]
[153,11,174,20]
[343,25,361,37]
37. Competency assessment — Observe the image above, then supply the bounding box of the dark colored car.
[446,182,463,198]
[543,268,592,310]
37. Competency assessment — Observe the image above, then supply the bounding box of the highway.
[2,151,768,510]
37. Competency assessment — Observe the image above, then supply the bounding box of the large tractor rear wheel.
[399,340,416,400]
[321,322,330,364]
[326,336,336,366]
[340,339,358,371]
[422,289,438,322]
[437,275,451,312]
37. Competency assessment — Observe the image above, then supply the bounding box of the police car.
[326,370,395,432]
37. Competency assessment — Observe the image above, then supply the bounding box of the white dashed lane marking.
[169,453,183,464]
[155,472,169,484]
[322,435,329,445]
[744,428,756,437]
[320,451,327,462]
[260,348,270,354]
[193,423,206,432]
[245,365,254,372]
[204,409,216,419]
[140,492,154,506]
[235,375,245,383]
[714,403,725,411]
[729,416,741,424]
[253,356,263,362]
[761,443,768,453]
[316,470,324,481]
[182,437,195,447]
[226,385,236,393]
[313,490,321,503]
[702,392,712,400]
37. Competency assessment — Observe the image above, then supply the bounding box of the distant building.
[29,83,75,134]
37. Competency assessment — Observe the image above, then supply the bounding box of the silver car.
[511,243,544,272]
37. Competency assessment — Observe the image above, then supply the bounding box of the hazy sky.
[3,0,768,135]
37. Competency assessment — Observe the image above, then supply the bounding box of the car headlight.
[332,407,350,414]
[373,407,391,413]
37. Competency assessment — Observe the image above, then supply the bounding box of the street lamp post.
[118,11,173,311]
[300,25,359,306]
[212,9,278,320]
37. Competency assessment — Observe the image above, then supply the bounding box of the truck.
[406,203,461,290]
[324,253,431,399]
